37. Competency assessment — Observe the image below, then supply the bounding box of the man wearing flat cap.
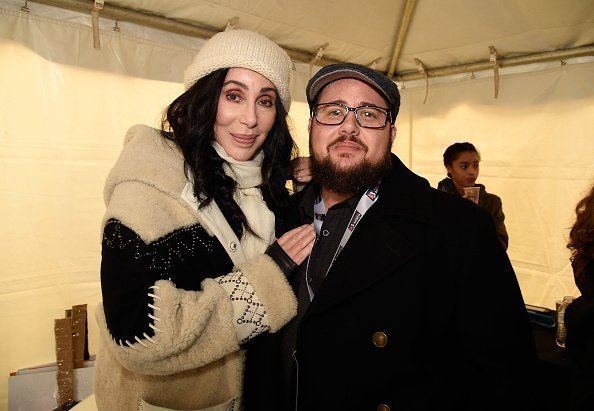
[245,63,536,411]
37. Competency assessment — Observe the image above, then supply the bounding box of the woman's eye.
[225,92,241,102]
[258,98,274,107]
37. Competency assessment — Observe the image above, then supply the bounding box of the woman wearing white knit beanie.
[91,29,315,411]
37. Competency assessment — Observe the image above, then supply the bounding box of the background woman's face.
[214,68,277,161]
[447,150,480,191]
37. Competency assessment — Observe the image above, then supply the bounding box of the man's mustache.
[327,135,368,151]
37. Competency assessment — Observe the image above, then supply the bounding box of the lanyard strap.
[306,184,380,300]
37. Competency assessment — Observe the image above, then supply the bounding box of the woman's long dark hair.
[161,68,297,239]
[568,183,594,286]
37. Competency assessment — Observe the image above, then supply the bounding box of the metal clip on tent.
[21,0,30,13]
[367,58,382,71]
[489,46,500,98]
[225,17,239,32]
[91,0,104,49]
[414,58,429,104]
[309,43,329,78]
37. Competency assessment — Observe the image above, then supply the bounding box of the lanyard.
[306,184,380,300]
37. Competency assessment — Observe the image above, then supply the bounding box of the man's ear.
[390,125,396,145]
[308,117,313,135]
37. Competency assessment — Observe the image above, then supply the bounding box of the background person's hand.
[291,156,312,183]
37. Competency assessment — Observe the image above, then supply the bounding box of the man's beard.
[311,136,392,195]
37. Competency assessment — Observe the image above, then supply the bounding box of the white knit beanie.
[184,29,293,111]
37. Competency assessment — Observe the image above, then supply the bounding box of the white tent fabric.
[1,1,594,409]
[86,0,594,76]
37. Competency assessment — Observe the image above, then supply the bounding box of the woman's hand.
[291,156,312,184]
[276,224,315,265]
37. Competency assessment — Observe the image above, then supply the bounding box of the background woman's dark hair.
[161,68,297,239]
[442,142,481,167]
[568,183,594,282]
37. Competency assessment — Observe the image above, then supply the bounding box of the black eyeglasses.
[313,103,391,129]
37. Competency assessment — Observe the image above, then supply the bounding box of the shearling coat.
[249,154,536,411]
[93,125,296,411]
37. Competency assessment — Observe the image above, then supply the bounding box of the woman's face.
[214,68,277,161]
[446,150,480,192]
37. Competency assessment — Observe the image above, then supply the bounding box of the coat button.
[377,404,391,411]
[372,331,388,348]
[229,241,238,252]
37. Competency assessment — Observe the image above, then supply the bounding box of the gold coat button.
[372,331,388,348]
[377,404,391,411]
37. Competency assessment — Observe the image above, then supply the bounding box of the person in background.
[92,29,314,411]
[565,181,594,410]
[250,63,536,410]
[437,142,509,250]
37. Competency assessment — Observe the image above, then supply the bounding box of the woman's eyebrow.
[223,80,248,89]
[223,81,275,94]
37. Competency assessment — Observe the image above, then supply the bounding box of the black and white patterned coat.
[93,124,296,411]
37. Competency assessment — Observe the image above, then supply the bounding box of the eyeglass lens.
[315,104,388,128]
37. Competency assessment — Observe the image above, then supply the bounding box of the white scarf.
[181,143,275,265]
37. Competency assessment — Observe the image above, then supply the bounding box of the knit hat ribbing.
[306,63,401,123]
[184,29,293,111]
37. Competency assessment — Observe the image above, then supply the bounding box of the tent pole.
[30,0,594,81]
[395,45,594,81]
[29,0,343,67]
[387,0,418,79]
[30,0,216,38]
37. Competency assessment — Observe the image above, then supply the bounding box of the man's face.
[309,78,395,174]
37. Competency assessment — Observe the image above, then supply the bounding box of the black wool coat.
[245,154,537,411]
[437,177,509,250]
